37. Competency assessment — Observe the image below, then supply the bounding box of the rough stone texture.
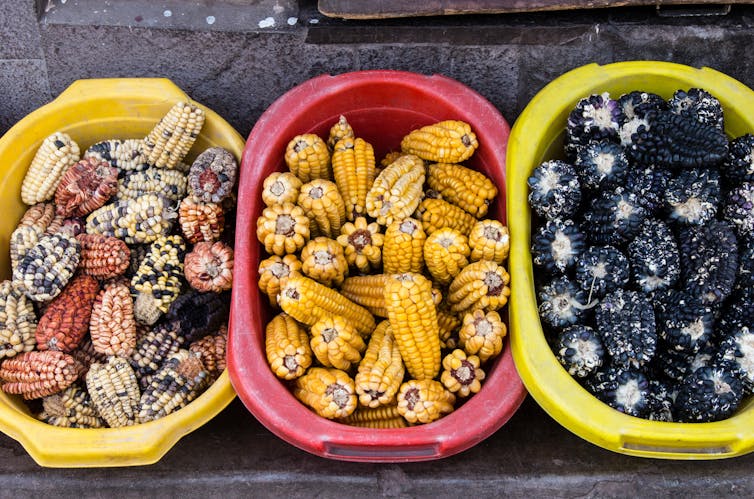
[0,1,43,59]
[0,60,50,133]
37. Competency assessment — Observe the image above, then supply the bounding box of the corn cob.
[44,213,66,236]
[310,315,366,371]
[417,198,477,236]
[300,237,349,287]
[448,260,511,315]
[84,139,148,173]
[437,306,461,350]
[339,404,407,428]
[336,217,384,273]
[468,219,510,264]
[76,233,131,280]
[137,349,209,423]
[164,289,230,343]
[293,367,357,419]
[9,203,55,272]
[382,218,426,274]
[331,137,376,220]
[265,313,312,380]
[129,321,185,389]
[130,235,186,325]
[340,274,390,317]
[117,168,187,203]
[16,202,55,233]
[127,243,150,278]
[423,227,470,286]
[396,379,455,424]
[365,153,425,226]
[85,356,140,427]
[70,335,108,378]
[427,163,497,218]
[440,349,485,398]
[86,193,176,245]
[384,273,441,380]
[285,133,332,183]
[189,325,227,382]
[178,197,224,244]
[187,147,238,204]
[459,309,506,362]
[184,241,234,293]
[143,101,205,170]
[257,254,302,307]
[54,157,119,217]
[380,151,407,169]
[12,232,80,302]
[90,280,137,357]
[354,320,404,408]
[0,350,82,399]
[297,179,346,238]
[21,132,81,205]
[278,274,376,338]
[400,120,478,164]
[39,384,105,428]
[61,217,86,237]
[36,273,99,353]
[262,171,303,206]
[0,280,37,360]
[256,202,310,256]
[327,115,355,151]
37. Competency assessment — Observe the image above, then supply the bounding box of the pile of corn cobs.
[0,101,235,428]
[257,116,511,427]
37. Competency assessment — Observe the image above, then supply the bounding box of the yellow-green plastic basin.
[0,78,240,467]
[508,61,754,460]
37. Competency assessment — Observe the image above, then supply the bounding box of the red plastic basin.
[228,70,527,462]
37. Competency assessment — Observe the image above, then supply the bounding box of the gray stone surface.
[0,60,50,133]
[0,1,43,59]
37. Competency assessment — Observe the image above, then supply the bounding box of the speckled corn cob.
[86,193,176,245]
[39,384,105,428]
[448,260,511,315]
[468,219,510,264]
[427,163,497,218]
[117,168,187,203]
[384,273,441,380]
[90,280,136,357]
[336,217,384,273]
[397,379,455,424]
[327,115,355,151]
[84,139,148,173]
[300,237,349,287]
[257,254,302,307]
[339,404,407,428]
[189,325,227,382]
[137,349,209,423]
[265,313,312,380]
[440,349,485,398]
[278,274,376,338]
[417,198,477,236]
[256,202,310,256]
[126,244,150,278]
[293,367,357,419]
[459,309,506,362]
[21,132,81,205]
[262,171,302,206]
[178,197,224,244]
[9,204,55,271]
[0,280,37,360]
[331,137,376,221]
[297,179,346,238]
[0,350,82,399]
[423,227,470,286]
[365,153,425,226]
[76,233,131,280]
[55,157,119,217]
[400,120,478,164]
[12,232,80,302]
[85,356,140,427]
[184,241,234,293]
[187,147,238,203]
[164,289,230,343]
[382,218,426,274]
[143,101,205,170]
[130,235,186,325]
[310,315,366,371]
[354,320,404,408]
[36,273,99,353]
[285,133,332,183]
[129,321,184,389]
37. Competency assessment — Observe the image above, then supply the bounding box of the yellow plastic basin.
[508,61,754,460]
[0,78,240,467]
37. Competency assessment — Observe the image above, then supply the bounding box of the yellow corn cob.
[327,115,355,151]
[380,151,407,169]
[423,227,470,286]
[400,120,478,164]
[143,101,205,169]
[336,217,384,273]
[310,315,366,371]
[85,193,176,245]
[297,179,346,238]
[265,313,312,380]
[258,254,302,307]
[354,320,404,408]
[382,218,426,274]
[459,309,507,362]
[440,349,485,398]
[339,404,407,428]
[448,260,511,315]
[384,273,441,380]
[300,237,349,287]
[85,356,141,428]
[417,198,477,236]
[396,379,455,424]
[340,274,390,317]
[365,154,425,226]
[293,367,357,419]
[331,137,376,221]
[427,163,497,218]
[262,171,303,206]
[256,202,310,256]
[278,274,375,338]
[39,384,106,428]
[117,168,188,203]
[468,219,510,264]
[285,133,332,183]
[21,132,81,205]
[437,306,461,350]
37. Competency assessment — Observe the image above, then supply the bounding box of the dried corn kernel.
[437,306,461,350]
[257,254,302,307]
[256,202,310,256]
[189,325,227,381]
[382,218,426,274]
[117,168,187,203]
[365,153,425,226]
[21,132,81,205]
[297,179,346,238]
[448,260,511,314]
[178,197,225,244]
[129,321,184,389]
[10,203,56,270]
[339,404,407,428]
[332,137,376,220]
[310,315,366,371]
[285,134,331,183]
[396,379,455,424]
[417,198,477,236]
[184,241,234,293]
[0,350,82,399]
[84,139,148,173]
[400,120,478,164]
[90,280,137,358]
[86,193,176,245]
[336,217,384,273]
[468,219,510,264]
[36,273,99,353]
[76,233,131,279]
[265,313,312,380]
[327,115,355,151]
[54,157,119,217]
[427,163,497,218]
[13,232,80,302]
[340,274,391,317]
[262,171,303,206]
[39,384,105,428]
[144,101,205,170]
[380,151,406,169]
[293,367,357,419]
[130,235,186,325]
[300,237,349,287]
[85,356,140,427]
[423,227,470,286]
[440,349,485,397]
[459,309,506,362]
[187,147,237,203]
[0,281,37,360]
[354,321,404,408]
